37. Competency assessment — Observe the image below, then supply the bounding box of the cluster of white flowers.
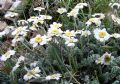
[11,26,29,46]
[28,15,52,31]
[1,2,120,82]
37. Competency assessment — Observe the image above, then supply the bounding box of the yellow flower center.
[104,55,111,63]
[52,29,59,34]
[99,31,106,38]
[89,18,95,22]
[65,32,72,37]
[35,36,43,43]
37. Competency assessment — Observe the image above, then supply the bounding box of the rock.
[0,21,7,31]
[0,0,13,10]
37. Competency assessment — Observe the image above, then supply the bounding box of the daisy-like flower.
[110,33,120,38]
[86,18,101,27]
[57,8,67,14]
[109,3,120,9]
[34,7,45,12]
[50,22,62,29]
[30,34,51,47]
[92,13,105,20]
[93,28,110,42]
[46,73,62,80]
[62,30,76,39]
[81,30,91,37]
[12,26,28,37]
[27,16,44,25]
[24,67,41,81]
[111,14,120,24]
[0,50,16,61]
[65,37,78,47]
[67,9,79,18]
[96,52,114,65]
[47,27,63,37]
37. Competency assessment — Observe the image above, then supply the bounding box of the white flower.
[27,16,44,25]
[12,26,28,37]
[11,36,25,46]
[67,9,79,18]
[57,8,67,14]
[110,33,120,38]
[50,22,62,29]
[62,30,76,39]
[0,50,16,61]
[30,35,51,47]
[27,16,38,22]
[29,25,37,31]
[34,7,45,12]
[74,3,88,9]
[81,30,91,37]
[94,28,110,42]
[109,3,120,9]
[24,67,41,81]
[18,56,25,62]
[47,27,63,37]
[92,13,105,20]
[67,3,87,18]
[96,52,114,65]
[86,18,101,27]
[46,73,62,80]
[65,37,78,47]
[39,15,52,20]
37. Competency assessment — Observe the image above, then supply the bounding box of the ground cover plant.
[1,0,120,84]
